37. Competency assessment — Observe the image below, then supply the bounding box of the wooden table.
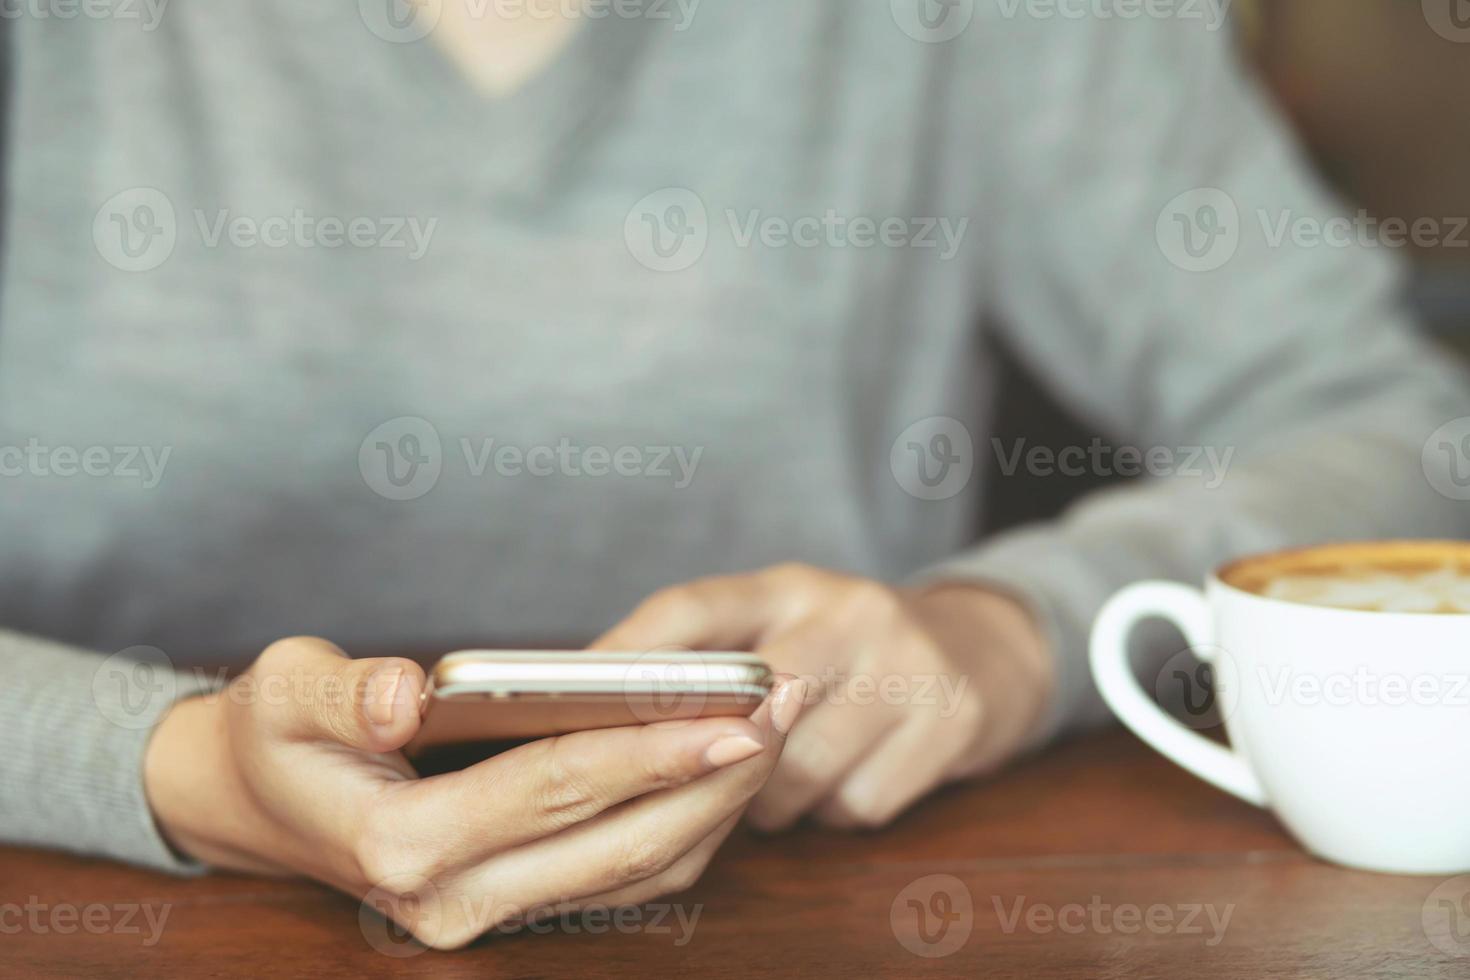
[5,730,1466,978]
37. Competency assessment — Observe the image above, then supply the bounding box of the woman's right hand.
[143,637,804,949]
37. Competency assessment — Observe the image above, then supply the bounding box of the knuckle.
[636,738,692,790]
[353,806,435,887]
[536,777,600,826]
[534,739,604,825]
[639,586,702,626]
[766,562,818,585]
[254,637,308,675]
[245,644,310,726]
[612,834,677,885]
[266,634,339,662]
[252,636,344,709]
[352,835,414,889]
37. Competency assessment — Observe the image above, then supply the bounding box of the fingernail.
[704,735,765,769]
[771,678,807,736]
[367,667,405,728]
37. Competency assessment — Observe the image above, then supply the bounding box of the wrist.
[143,693,279,874]
[909,584,1057,774]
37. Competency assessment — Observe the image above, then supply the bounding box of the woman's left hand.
[593,564,1055,832]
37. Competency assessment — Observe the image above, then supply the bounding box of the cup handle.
[1089,582,1268,807]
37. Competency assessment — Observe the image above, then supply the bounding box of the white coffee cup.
[1090,541,1470,875]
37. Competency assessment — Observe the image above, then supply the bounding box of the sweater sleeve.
[0,629,221,873]
[922,13,1470,744]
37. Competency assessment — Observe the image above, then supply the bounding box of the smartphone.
[405,650,774,759]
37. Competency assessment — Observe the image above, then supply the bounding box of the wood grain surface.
[4,730,1467,978]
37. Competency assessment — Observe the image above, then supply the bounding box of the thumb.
[251,637,425,754]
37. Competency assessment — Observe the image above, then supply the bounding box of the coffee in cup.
[1227,541,1470,614]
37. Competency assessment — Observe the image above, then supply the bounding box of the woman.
[3,0,1464,948]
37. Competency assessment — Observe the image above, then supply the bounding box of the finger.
[560,810,740,913]
[251,637,425,755]
[461,678,806,903]
[743,610,896,831]
[748,611,856,693]
[385,713,768,864]
[592,566,822,652]
[746,698,898,832]
[747,600,917,748]
[814,714,970,830]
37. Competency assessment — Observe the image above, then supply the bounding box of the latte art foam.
[1263,565,1470,614]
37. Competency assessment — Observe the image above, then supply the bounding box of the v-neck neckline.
[398,8,658,203]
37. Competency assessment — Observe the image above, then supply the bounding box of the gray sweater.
[2,2,1466,871]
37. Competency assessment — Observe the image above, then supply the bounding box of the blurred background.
[988,0,1470,533]
[1246,0,1470,344]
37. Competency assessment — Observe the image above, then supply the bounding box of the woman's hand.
[594,564,1054,832]
[143,637,805,950]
